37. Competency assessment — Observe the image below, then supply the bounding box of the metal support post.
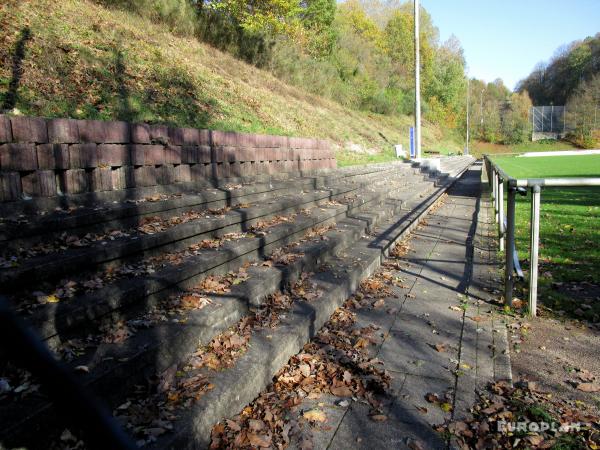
[494,172,500,225]
[504,187,516,306]
[498,178,504,251]
[529,185,541,316]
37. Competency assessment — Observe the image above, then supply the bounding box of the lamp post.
[414,0,421,159]
[465,77,470,155]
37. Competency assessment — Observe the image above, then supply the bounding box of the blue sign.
[409,127,415,158]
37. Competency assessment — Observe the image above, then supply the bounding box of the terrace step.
[147,157,473,449]
[0,157,474,449]
[21,168,426,348]
[0,166,420,289]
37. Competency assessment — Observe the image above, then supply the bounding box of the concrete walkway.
[304,163,511,449]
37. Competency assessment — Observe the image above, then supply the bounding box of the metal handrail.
[0,295,136,449]
[484,154,600,316]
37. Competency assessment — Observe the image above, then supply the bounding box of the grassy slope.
[493,155,600,319]
[0,0,461,165]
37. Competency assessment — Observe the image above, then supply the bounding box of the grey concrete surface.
[312,163,510,449]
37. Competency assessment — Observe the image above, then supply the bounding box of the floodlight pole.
[465,77,470,155]
[414,0,422,159]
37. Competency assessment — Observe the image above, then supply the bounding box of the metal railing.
[484,155,600,316]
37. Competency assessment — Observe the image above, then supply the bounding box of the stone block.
[133,166,159,187]
[213,146,236,163]
[47,118,80,143]
[10,116,48,143]
[156,165,176,185]
[131,123,151,144]
[145,145,165,165]
[69,143,98,168]
[190,163,212,181]
[0,114,13,143]
[211,130,238,147]
[130,144,165,165]
[37,143,69,170]
[165,145,182,165]
[174,164,191,183]
[0,143,37,171]
[60,169,88,194]
[229,161,242,177]
[168,127,209,146]
[35,170,57,197]
[91,167,113,192]
[149,124,169,144]
[104,121,130,143]
[237,133,255,147]
[0,172,21,201]
[111,167,126,190]
[97,144,130,167]
[182,145,211,164]
[77,119,106,143]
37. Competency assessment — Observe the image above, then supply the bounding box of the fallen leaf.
[46,294,60,303]
[425,392,440,403]
[434,343,447,353]
[303,409,327,423]
[577,383,600,392]
[370,414,387,422]
[440,402,453,412]
[247,433,271,448]
[330,385,353,397]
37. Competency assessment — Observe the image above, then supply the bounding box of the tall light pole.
[414,0,421,159]
[465,77,470,155]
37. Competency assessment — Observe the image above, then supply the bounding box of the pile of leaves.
[210,300,392,449]
[3,202,252,264]
[438,380,600,449]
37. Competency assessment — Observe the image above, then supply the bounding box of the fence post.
[498,177,505,251]
[504,186,516,306]
[529,185,541,316]
[494,171,500,225]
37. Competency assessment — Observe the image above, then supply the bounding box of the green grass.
[492,155,600,319]
[492,154,600,179]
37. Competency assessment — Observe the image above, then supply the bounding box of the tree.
[566,73,600,148]
[204,0,303,36]
[300,0,338,57]
[517,33,600,105]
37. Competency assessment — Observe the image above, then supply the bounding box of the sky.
[419,0,600,90]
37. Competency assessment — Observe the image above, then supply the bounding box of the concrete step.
[0,157,474,449]
[0,162,415,250]
[0,166,420,289]
[145,158,473,449]
[0,166,425,446]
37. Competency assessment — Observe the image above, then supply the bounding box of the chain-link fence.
[531,106,566,133]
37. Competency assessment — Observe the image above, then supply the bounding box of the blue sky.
[420,0,600,90]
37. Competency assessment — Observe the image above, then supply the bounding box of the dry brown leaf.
[303,409,327,423]
[370,414,387,422]
[247,433,271,448]
[330,385,353,397]
[576,382,600,392]
[425,392,440,403]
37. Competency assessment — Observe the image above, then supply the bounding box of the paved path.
[303,163,511,449]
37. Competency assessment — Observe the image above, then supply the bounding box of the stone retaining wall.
[0,115,335,202]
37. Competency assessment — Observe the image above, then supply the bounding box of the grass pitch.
[492,154,600,319]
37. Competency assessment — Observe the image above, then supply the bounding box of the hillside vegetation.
[0,0,463,164]
[517,33,600,148]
